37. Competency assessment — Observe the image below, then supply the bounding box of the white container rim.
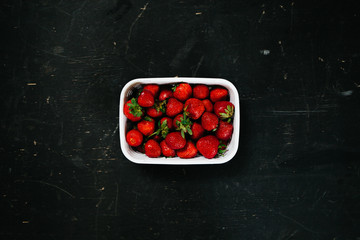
[119,77,240,165]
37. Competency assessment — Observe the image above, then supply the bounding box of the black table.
[1,1,360,239]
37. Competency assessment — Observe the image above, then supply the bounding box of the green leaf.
[181,130,185,139]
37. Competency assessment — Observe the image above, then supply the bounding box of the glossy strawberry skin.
[165,132,186,150]
[124,99,143,122]
[202,99,213,112]
[159,89,173,101]
[184,98,205,120]
[160,117,173,130]
[176,140,198,158]
[160,140,176,157]
[190,122,204,140]
[146,107,163,118]
[166,98,183,117]
[201,112,219,131]
[138,89,155,107]
[196,135,220,159]
[143,84,159,97]
[193,84,209,99]
[126,129,143,147]
[210,88,228,103]
[145,139,161,158]
[215,120,234,141]
[137,117,155,136]
[214,101,235,119]
[173,83,192,102]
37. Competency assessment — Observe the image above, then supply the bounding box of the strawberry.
[166,98,183,117]
[202,99,213,112]
[190,122,204,140]
[196,135,220,159]
[138,89,155,107]
[124,98,143,122]
[174,113,192,138]
[160,117,173,130]
[137,116,155,136]
[184,98,205,120]
[201,112,219,131]
[144,139,161,158]
[149,117,171,139]
[218,141,228,156]
[159,89,173,101]
[210,87,228,103]
[165,131,186,150]
[143,84,159,97]
[146,100,166,118]
[193,84,209,99]
[214,101,234,120]
[176,140,198,158]
[172,83,192,102]
[160,140,176,157]
[126,129,143,147]
[215,120,233,141]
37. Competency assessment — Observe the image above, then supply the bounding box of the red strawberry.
[149,117,171,139]
[166,98,183,117]
[126,129,143,147]
[143,84,159,97]
[172,83,192,102]
[124,98,144,122]
[176,140,198,158]
[173,114,184,129]
[137,117,155,136]
[173,114,192,138]
[215,120,233,141]
[202,99,213,112]
[193,84,209,99]
[138,89,154,107]
[146,100,166,118]
[144,139,161,158]
[159,89,173,101]
[160,140,176,157]
[201,112,219,131]
[210,88,228,103]
[196,135,220,159]
[184,98,205,120]
[214,101,234,120]
[160,117,173,130]
[151,135,162,142]
[165,132,186,150]
[190,122,204,140]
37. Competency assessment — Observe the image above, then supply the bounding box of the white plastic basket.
[119,77,240,165]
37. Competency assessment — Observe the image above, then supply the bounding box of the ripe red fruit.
[173,114,184,129]
[146,100,166,118]
[159,89,173,101]
[176,140,198,158]
[173,83,192,102]
[210,88,228,103]
[201,112,219,131]
[138,89,155,107]
[196,135,220,159]
[184,98,205,120]
[173,114,192,138]
[137,117,155,136]
[214,101,235,120]
[160,140,176,157]
[190,122,204,140]
[124,98,143,122]
[144,139,161,158]
[166,98,183,117]
[193,84,209,99]
[143,84,159,97]
[202,99,213,112]
[126,129,143,147]
[160,117,173,130]
[165,132,186,150]
[215,121,233,141]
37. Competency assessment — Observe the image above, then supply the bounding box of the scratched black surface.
[1,0,360,239]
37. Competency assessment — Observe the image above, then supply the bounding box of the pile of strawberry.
[123,83,235,159]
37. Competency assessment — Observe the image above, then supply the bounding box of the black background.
[1,0,360,239]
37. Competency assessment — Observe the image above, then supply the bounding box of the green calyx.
[175,113,193,139]
[171,84,178,92]
[127,98,143,117]
[154,99,167,113]
[148,119,170,139]
[219,105,234,120]
[218,142,227,156]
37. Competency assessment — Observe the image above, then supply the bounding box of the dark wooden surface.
[1,0,360,239]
